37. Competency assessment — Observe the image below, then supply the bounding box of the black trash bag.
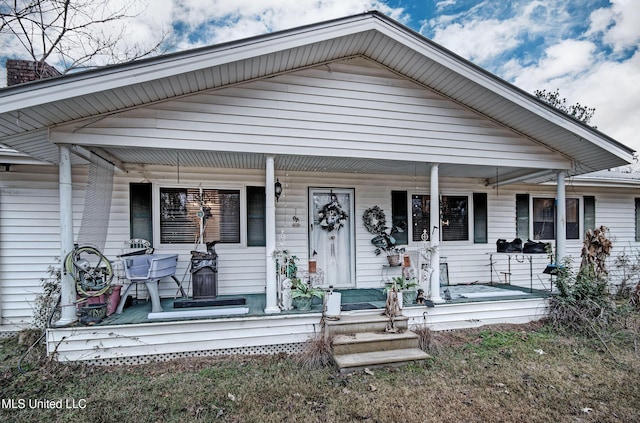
[523,240,550,254]
[496,238,523,253]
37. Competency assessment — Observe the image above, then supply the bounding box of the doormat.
[173,297,247,308]
[341,302,379,311]
[148,307,249,320]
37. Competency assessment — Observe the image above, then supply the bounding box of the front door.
[308,188,355,288]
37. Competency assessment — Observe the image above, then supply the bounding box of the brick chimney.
[6,59,61,86]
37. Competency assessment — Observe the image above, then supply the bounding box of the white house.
[0,12,637,363]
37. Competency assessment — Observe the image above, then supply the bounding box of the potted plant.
[291,278,324,311]
[385,276,419,306]
[371,227,406,266]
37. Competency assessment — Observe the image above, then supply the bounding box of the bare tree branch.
[1,0,171,78]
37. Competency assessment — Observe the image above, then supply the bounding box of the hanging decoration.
[362,206,387,235]
[317,193,348,232]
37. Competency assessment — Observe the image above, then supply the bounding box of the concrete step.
[332,331,419,355]
[333,347,431,373]
[325,313,408,335]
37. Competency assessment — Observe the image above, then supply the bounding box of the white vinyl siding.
[51,58,570,170]
[2,168,639,328]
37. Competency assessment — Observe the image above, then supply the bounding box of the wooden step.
[332,331,419,355]
[333,348,431,373]
[325,313,408,335]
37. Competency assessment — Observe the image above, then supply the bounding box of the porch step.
[333,347,431,374]
[328,313,430,373]
[332,331,420,355]
[325,313,409,335]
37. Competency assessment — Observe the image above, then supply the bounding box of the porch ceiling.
[111,148,527,181]
[0,12,633,179]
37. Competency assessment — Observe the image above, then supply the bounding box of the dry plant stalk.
[580,226,612,278]
[296,332,335,369]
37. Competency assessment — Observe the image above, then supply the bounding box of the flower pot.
[106,285,122,316]
[387,254,401,266]
[293,296,313,311]
[83,303,107,319]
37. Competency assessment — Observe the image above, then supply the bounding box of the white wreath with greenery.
[363,206,387,235]
[318,195,348,232]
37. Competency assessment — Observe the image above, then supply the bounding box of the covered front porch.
[46,284,549,364]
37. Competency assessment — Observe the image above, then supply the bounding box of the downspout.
[430,164,445,303]
[556,171,567,264]
[264,156,280,314]
[55,144,77,326]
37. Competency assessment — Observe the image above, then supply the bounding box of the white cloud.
[505,40,596,86]
[587,0,640,53]
[429,19,523,65]
[423,1,575,67]
[167,0,407,47]
[422,0,640,152]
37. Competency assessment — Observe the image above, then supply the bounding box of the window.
[391,191,408,245]
[584,196,595,233]
[408,193,483,243]
[566,198,579,239]
[246,186,266,247]
[130,183,153,244]
[529,196,581,240]
[516,194,530,240]
[636,198,640,242]
[473,193,488,243]
[411,194,430,242]
[159,187,240,244]
[441,195,468,241]
[533,198,555,240]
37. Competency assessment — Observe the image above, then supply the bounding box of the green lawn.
[1,320,639,423]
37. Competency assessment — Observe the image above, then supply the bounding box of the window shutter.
[473,193,488,243]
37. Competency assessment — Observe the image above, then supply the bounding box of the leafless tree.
[1,0,169,77]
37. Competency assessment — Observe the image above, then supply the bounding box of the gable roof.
[0,11,634,177]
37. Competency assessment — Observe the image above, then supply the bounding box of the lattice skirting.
[83,342,308,366]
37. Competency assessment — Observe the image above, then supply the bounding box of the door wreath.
[317,193,348,232]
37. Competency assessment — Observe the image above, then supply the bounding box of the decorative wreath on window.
[362,206,387,235]
[318,194,349,232]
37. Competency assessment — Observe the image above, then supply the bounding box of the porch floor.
[99,283,548,327]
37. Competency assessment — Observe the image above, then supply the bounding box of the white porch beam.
[556,171,567,264]
[264,156,280,314]
[430,164,445,303]
[69,144,124,172]
[56,144,77,326]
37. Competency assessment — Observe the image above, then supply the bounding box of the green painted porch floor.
[97,284,547,326]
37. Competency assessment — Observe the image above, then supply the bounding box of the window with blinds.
[441,195,468,241]
[411,194,430,242]
[530,197,581,240]
[159,188,240,244]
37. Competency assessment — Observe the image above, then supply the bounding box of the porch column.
[430,164,445,303]
[556,171,567,264]
[56,144,77,326]
[264,156,280,314]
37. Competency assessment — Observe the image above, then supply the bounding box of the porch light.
[274,179,282,202]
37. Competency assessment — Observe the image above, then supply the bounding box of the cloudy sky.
[1,0,639,153]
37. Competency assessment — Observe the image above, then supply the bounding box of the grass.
[1,320,639,423]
